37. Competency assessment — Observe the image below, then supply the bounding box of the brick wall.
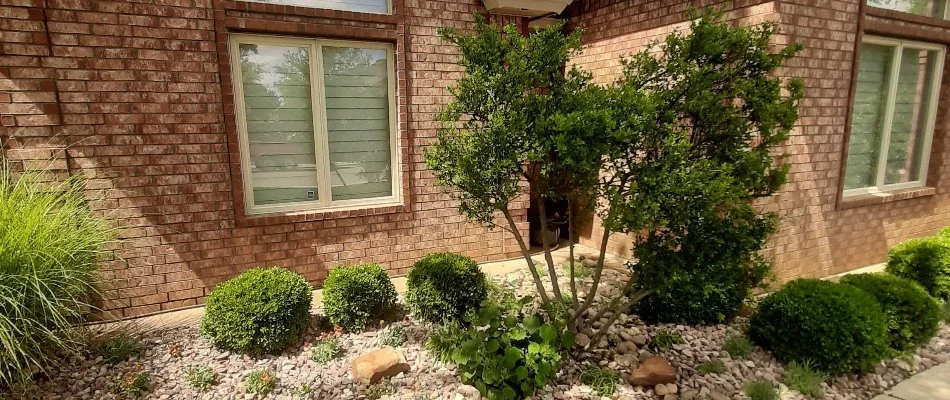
[0,0,528,318]
[568,0,950,282]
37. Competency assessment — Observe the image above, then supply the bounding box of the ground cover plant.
[244,369,277,396]
[199,267,312,355]
[578,366,619,396]
[310,337,341,364]
[782,360,828,397]
[723,334,754,359]
[0,161,115,387]
[426,8,801,343]
[697,359,726,375]
[744,379,779,400]
[183,365,217,392]
[96,332,144,365]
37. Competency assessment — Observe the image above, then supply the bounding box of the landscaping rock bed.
[21,266,950,400]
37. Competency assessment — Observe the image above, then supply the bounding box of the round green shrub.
[200,267,312,355]
[322,264,397,331]
[840,273,940,351]
[749,279,889,374]
[406,253,487,324]
[886,237,950,300]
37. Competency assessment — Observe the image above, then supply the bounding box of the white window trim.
[229,34,402,215]
[844,36,946,198]
[238,0,393,15]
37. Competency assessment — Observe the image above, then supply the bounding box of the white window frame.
[238,0,393,15]
[844,36,945,198]
[229,34,401,215]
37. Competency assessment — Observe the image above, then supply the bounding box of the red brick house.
[0,0,948,318]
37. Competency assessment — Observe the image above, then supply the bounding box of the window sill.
[839,186,936,210]
[865,7,950,29]
[236,202,409,227]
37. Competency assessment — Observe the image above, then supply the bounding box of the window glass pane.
[884,48,940,185]
[322,46,393,201]
[239,43,320,206]
[867,0,947,18]
[846,43,894,190]
[241,0,389,14]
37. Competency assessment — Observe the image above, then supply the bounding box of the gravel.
[17,264,950,400]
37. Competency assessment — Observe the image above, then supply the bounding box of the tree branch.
[501,207,551,305]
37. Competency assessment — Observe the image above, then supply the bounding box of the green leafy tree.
[426,10,801,342]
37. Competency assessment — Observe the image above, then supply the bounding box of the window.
[867,0,948,19]
[240,0,391,14]
[230,35,399,214]
[844,36,945,196]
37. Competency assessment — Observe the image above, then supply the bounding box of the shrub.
[697,359,725,375]
[244,369,277,396]
[378,324,406,347]
[840,273,940,351]
[322,264,397,331]
[200,267,312,355]
[579,366,619,396]
[942,301,950,323]
[749,279,889,374]
[744,379,778,400]
[427,289,574,399]
[886,237,950,300]
[650,328,684,351]
[310,337,341,364]
[782,360,827,398]
[183,365,217,392]
[96,332,143,365]
[723,334,754,359]
[112,370,150,398]
[405,253,487,325]
[634,206,775,325]
[0,163,114,387]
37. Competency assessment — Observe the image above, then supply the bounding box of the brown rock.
[628,356,676,386]
[351,347,410,384]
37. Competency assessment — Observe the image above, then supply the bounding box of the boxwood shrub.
[406,253,487,324]
[840,273,940,351]
[200,267,312,355]
[322,264,397,331]
[749,279,888,374]
[886,237,950,300]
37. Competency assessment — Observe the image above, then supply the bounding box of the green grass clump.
[363,380,395,399]
[782,360,828,398]
[97,332,144,365]
[579,366,619,396]
[378,324,406,347]
[723,334,754,359]
[563,259,593,279]
[292,383,314,398]
[310,337,341,364]
[244,369,278,396]
[183,365,217,392]
[112,370,150,398]
[697,359,725,375]
[0,162,115,387]
[744,379,779,400]
[651,328,684,351]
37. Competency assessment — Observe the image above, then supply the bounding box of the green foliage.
[749,279,889,374]
[697,359,725,375]
[406,253,487,324]
[744,379,779,400]
[633,207,775,324]
[322,264,397,332]
[200,267,312,355]
[183,365,217,392]
[579,366,619,396]
[782,360,828,398]
[942,301,950,322]
[427,290,574,400]
[378,324,406,347]
[723,334,754,359]
[650,328,684,351]
[291,383,314,399]
[886,237,950,300]
[840,273,940,351]
[0,162,115,387]
[310,337,341,364]
[96,332,143,365]
[244,369,278,396]
[562,260,592,279]
[112,370,150,398]
[363,380,395,400]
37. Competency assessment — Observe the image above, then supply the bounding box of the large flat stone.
[351,347,410,385]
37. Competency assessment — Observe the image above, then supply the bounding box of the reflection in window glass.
[241,0,389,14]
[867,0,947,19]
[884,49,940,184]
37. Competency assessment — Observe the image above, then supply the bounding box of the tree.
[426,10,802,342]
